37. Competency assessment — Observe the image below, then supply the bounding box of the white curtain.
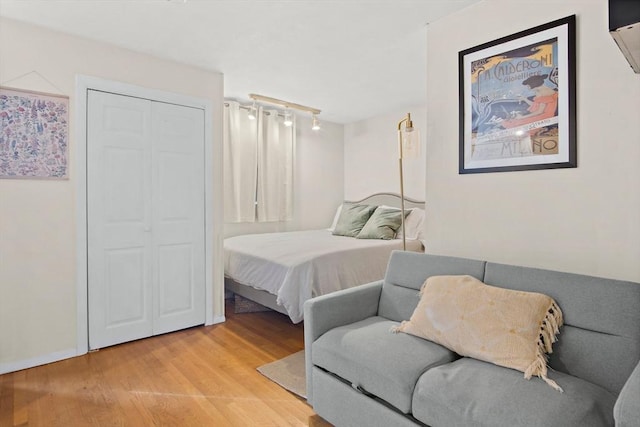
[223,101,257,223]
[257,109,294,222]
[223,102,294,223]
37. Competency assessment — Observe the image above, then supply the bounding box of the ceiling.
[0,0,480,124]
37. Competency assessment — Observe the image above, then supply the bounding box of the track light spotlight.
[283,109,293,127]
[311,114,320,131]
[248,101,257,120]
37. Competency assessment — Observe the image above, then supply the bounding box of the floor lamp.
[397,113,420,251]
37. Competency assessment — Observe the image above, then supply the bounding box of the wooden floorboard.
[0,300,332,426]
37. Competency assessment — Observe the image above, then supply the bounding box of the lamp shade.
[399,128,420,159]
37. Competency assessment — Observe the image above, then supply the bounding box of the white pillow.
[402,208,425,240]
[327,204,343,232]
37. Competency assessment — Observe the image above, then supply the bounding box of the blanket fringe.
[524,301,564,392]
[390,323,405,334]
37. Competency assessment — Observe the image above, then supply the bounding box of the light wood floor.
[0,300,332,426]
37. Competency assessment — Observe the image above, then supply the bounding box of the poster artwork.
[0,87,69,179]
[470,38,559,161]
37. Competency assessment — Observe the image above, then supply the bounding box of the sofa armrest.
[614,359,640,427]
[303,280,383,404]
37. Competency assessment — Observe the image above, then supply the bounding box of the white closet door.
[88,90,153,349]
[87,90,205,350]
[151,101,205,335]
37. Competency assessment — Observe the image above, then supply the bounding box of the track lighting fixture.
[249,93,321,131]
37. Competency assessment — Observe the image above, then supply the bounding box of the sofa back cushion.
[378,251,486,322]
[484,262,640,395]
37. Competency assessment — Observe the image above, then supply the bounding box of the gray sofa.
[304,251,640,427]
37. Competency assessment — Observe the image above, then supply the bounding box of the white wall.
[292,116,345,230]
[425,0,640,282]
[0,18,224,371]
[344,105,426,201]
[224,115,344,237]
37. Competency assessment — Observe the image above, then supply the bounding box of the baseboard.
[0,348,78,375]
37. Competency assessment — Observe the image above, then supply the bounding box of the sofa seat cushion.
[412,357,616,427]
[312,316,458,414]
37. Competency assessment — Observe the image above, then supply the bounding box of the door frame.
[75,75,215,355]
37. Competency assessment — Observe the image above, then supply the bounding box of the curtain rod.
[249,93,321,115]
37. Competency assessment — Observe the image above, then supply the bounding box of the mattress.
[224,229,423,323]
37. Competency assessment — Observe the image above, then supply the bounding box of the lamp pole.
[397,113,413,251]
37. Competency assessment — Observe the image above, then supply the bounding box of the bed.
[224,193,425,323]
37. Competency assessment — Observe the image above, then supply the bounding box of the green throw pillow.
[332,203,377,237]
[356,207,408,240]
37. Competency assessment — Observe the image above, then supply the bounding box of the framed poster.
[0,86,69,179]
[459,15,576,174]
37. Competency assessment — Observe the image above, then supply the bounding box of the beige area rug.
[257,350,306,399]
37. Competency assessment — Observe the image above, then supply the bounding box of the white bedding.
[224,229,423,323]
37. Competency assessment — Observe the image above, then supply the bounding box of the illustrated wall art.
[0,86,69,179]
[459,15,576,174]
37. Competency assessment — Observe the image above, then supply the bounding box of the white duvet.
[224,229,423,323]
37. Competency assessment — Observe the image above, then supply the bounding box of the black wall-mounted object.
[609,0,640,73]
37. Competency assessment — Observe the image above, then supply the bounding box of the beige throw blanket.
[392,275,564,391]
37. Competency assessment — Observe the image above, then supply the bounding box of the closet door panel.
[157,244,194,314]
[104,248,146,324]
[151,101,205,335]
[87,90,153,350]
